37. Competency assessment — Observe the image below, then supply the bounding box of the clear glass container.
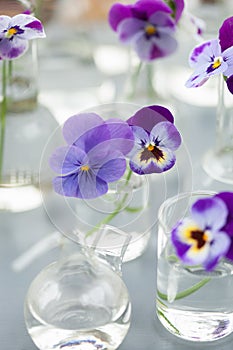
[24,227,132,350]
[0,0,61,212]
[156,191,233,342]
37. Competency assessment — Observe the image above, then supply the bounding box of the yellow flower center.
[147,144,155,151]
[81,165,90,171]
[212,57,222,69]
[5,27,18,38]
[145,25,156,36]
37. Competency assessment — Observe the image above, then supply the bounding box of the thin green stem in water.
[85,169,133,238]
[0,60,7,182]
[157,277,211,301]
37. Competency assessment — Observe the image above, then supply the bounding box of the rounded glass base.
[156,300,233,342]
[202,148,233,185]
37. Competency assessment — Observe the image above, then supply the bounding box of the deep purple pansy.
[171,196,231,271]
[126,105,181,174]
[0,14,45,60]
[50,113,134,199]
[185,16,233,92]
[108,0,180,61]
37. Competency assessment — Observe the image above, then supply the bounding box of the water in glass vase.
[156,244,233,341]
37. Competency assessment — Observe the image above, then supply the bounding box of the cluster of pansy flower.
[49,105,182,199]
[171,192,233,271]
[185,16,233,94]
[108,0,185,61]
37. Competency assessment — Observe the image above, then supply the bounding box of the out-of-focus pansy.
[127,105,181,174]
[50,113,134,199]
[185,16,233,93]
[171,193,233,271]
[0,14,45,60]
[108,0,182,61]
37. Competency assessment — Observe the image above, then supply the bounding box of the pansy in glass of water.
[185,16,233,93]
[49,105,182,235]
[0,13,45,180]
[171,192,233,271]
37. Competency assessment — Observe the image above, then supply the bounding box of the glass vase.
[202,75,233,185]
[0,0,61,212]
[24,227,132,350]
[156,191,233,342]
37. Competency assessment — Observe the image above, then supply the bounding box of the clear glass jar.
[156,191,233,342]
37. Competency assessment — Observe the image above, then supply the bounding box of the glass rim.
[158,190,217,230]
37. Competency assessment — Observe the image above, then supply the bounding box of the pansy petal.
[185,71,209,88]
[149,11,175,29]
[127,106,173,132]
[117,17,145,43]
[191,197,228,231]
[227,75,233,94]
[222,46,233,76]
[173,0,185,23]
[171,219,194,258]
[97,157,126,183]
[131,125,150,147]
[108,3,132,31]
[204,232,231,271]
[133,31,156,61]
[219,16,233,52]
[129,145,175,174]
[104,119,134,155]
[0,15,11,33]
[189,39,221,68]
[75,124,111,153]
[0,37,28,59]
[151,121,181,151]
[78,171,108,199]
[10,14,45,39]
[134,0,172,18]
[185,241,210,265]
[150,32,178,59]
[215,192,233,235]
[63,113,104,145]
[49,146,87,175]
[53,173,81,197]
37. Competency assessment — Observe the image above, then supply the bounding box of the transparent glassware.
[0,0,61,212]
[202,75,233,185]
[156,191,233,342]
[24,226,132,350]
[41,103,153,262]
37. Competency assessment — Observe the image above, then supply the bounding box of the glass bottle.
[24,226,132,350]
[0,0,61,212]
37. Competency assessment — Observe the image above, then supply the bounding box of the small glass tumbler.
[156,191,233,342]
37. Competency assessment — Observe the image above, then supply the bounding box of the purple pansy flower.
[108,0,180,61]
[0,14,45,60]
[214,192,233,260]
[49,113,134,199]
[127,105,181,174]
[171,196,231,271]
[185,16,233,90]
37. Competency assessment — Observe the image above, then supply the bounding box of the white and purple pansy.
[185,16,233,92]
[171,194,233,271]
[127,106,181,175]
[49,113,134,199]
[0,14,45,60]
[108,0,184,61]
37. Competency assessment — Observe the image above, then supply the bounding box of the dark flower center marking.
[190,230,208,249]
[140,144,164,162]
[145,24,157,36]
[206,56,222,73]
[5,25,24,39]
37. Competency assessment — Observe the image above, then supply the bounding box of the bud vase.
[0,0,61,212]
[24,227,132,350]
[202,75,233,185]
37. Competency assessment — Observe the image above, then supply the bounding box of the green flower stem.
[0,60,7,182]
[157,277,211,301]
[85,169,133,238]
[157,309,180,335]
